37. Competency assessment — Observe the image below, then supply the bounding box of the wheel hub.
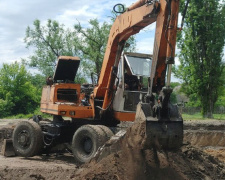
[83,138,93,154]
[18,130,30,147]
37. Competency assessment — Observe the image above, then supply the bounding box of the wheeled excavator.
[11,0,183,163]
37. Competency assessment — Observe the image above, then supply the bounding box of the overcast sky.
[0,0,157,68]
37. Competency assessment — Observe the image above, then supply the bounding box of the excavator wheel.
[97,125,114,141]
[12,121,43,157]
[71,125,107,164]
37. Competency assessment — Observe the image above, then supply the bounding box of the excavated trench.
[0,119,225,180]
[184,120,225,147]
[183,120,225,164]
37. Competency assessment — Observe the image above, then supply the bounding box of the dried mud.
[0,119,225,180]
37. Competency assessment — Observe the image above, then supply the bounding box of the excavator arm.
[93,0,179,110]
[93,1,160,100]
[93,0,183,150]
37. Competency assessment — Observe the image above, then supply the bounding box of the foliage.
[0,95,14,117]
[5,108,51,119]
[170,82,180,89]
[215,95,225,107]
[25,10,137,81]
[169,82,180,104]
[29,74,46,96]
[215,68,225,107]
[182,112,225,120]
[174,0,225,118]
[0,62,39,118]
[24,19,80,77]
[74,18,136,76]
[74,19,111,76]
[170,92,177,104]
[30,74,46,89]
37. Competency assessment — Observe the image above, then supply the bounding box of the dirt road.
[0,154,78,180]
[0,119,224,180]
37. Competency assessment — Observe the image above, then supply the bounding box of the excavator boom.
[93,1,159,100]
[93,0,179,107]
[93,0,183,150]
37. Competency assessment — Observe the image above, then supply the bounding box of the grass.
[182,112,225,120]
[2,109,225,121]
[3,108,51,120]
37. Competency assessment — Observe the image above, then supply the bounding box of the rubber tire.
[97,125,114,141]
[12,121,43,157]
[72,125,106,164]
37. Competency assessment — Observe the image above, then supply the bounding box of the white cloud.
[56,6,99,27]
[0,0,135,67]
[0,0,186,84]
[175,57,180,66]
[136,37,155,54]
[1,0,186,70]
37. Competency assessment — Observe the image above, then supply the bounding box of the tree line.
[0,0,224,118]
[175,0,225,118]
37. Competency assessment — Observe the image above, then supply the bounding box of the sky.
[0,0,157,68]
[0,0,224,81]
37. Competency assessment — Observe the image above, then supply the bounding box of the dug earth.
[0,119,225,180]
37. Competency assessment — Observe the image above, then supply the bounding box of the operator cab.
[113,52,152,111]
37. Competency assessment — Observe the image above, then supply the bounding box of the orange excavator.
[12,0,183,163]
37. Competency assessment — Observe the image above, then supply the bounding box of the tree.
[29,74,46,97]
[0,62,39,117]
[74,18,136,76]
[25,19,79,77]
[175,0,225,118]
[215,66,225,107]
[25,13,136,82]
[74,19,111,76]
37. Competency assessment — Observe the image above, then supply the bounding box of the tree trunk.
[206,98,214,119]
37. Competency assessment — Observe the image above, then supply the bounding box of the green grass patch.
[182,113,225,120]
[4,108,51,119]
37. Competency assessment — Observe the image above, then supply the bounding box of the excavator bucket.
[1,139,16,157]
[135,103,183,150]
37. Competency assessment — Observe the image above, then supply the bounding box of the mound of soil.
[204,148,225,163]
[0,120,225,180]
[75,122,225,180]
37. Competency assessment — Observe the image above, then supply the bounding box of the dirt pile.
[204,147,225,163]
[0,120,225,180]
[75,122,225,180]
